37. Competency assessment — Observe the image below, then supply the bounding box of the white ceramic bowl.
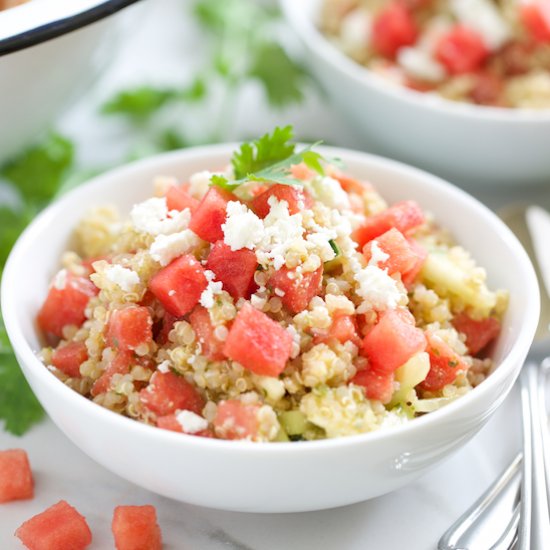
[281,0,550,187]
[1,144,539,512]
[0,0,139,164]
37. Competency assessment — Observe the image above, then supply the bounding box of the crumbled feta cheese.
[339,8,372,54]
[149,229,200,266]
[312,177,351,210]
[199,276,223,308]
[188,170,222,199]
[451,0,510,50]
[306,232,337,263]
[397,47,446,82]
[274,288,286,297]
[105,265,140,292]
[53,269,68,290]
[256,197,305,270]
[250,293,268,310]
[157,360,171,373]
[130,197,190,235]
[176,410,208,434]
[368,240,390,267]
[354,265,404,312]
[222,201,264,251]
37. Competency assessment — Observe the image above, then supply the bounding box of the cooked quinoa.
[37,149,508,442]
[320,0,550,108]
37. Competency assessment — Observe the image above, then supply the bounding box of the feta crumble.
[157,360,171,373]
[176,410,209,434]
[130,197,190,236]
[354,265,404,312]
[105,265,140,292]
[311,176,351,210]
[368,240,390,267]
[200,271,223,308]
[222,201,264,251]
[398,47,446,82]
[149,229,200,266]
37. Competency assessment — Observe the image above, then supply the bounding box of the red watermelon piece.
[213,400,261,440]
[0,449,33,503]
[268,266,323,314]
[106,307,153,352]
[251,184,314,218]
[452,313,501,356]
[51,342,88,378]
[148,254,207,317]
[15,500,92,550]
[206,240,258,299]
[90,351,133,397]
[112,505,162,550]
[189,187,238,243]
[363,228,419,275]
[189,306,225,361]
[352,369,395,404]
[223,304,293,376]
[166,184,199,213]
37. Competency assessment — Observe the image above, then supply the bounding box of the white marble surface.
[0,0,547,548]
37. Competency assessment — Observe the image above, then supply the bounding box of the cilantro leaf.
[249,42,306,107]
[101,86,179,121]
[232,125,295,179]
[0,312,44,435]
[0,206,35,266]
[1,133,74,206]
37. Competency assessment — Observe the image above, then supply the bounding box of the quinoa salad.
[36,129,508,442]
[321,0,550,108]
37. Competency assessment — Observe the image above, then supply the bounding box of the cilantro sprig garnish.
[212,126,326,190]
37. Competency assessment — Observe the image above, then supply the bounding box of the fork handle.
[438,453,521,550]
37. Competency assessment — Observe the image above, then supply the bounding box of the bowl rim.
[0,0,140,57]
[1,143,540,454]
[280,0,550,123]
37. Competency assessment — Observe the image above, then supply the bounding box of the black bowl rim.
[0,0,140,57]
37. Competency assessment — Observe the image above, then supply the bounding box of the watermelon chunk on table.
[15,500,92,550]
[165,184,199,213]
[353,200,425,249]
[51,341,88,378]
[112,505,162,550]
[362,308,426,375]
[268,266,323,314]
[0,449,33,503]
[189,187,237,243]
[251,183,314,218]
[148,254,207,317]
[206,240,258,299]
[213,400,261,440]
[106,306,153,352]
[139,371,205,416]
[189,306,225,361]
[37,273,97,339]
[223,304,293,376]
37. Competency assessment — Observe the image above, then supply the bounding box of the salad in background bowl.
[281,0,550,186]
[1,128,538,511]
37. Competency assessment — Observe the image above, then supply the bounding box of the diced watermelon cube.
[419,332,469,392]
[251,184,314,218]
[189,306,225,361]
[372,2,418,59]
[15,500,92,550]
[520,2,550,43]
[435,25,489,75]
[353,200,425,249]
[452,313,501,356]
[327,169,373,195]
[315,314,360,346]
[363,228,420,276]
[156,414,214,437]
[352,369,395,404]
[139,371,205,416]
[362,308,426,375]
[213,400,260,440]
[290,163,315,181]
[90,351,133,397]
[154,312,178,346]
[401,238,427,287]
[189,187,237,243]
[106,307,153,352]
[37,273,97,339]
[206,240,258,299]
[112,505,162,550]
[268,266,323,314]
[0,449,33,503]
[148,254,207,317]
[51,341,88,378]
[223,304,293,376]
[166,184,199,213]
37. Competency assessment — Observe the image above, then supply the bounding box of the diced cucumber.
[279,410,308,436]
[389,352,430,409]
